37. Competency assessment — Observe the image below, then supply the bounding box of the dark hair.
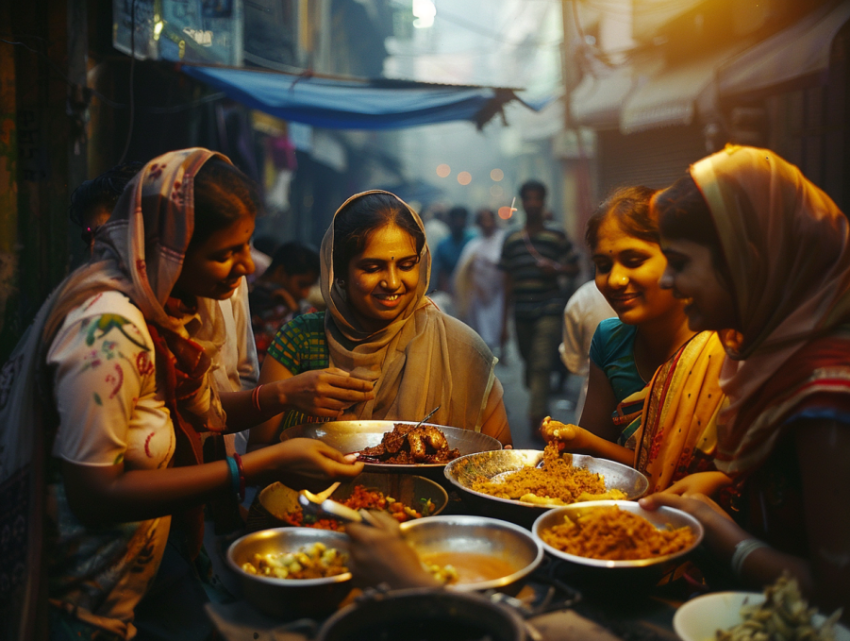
[655,173,732,287]
[448,206,469,222]
[519,179,547,200]
[69,161,145,227]
[269,241,320,276]
[332,193,425,278]
[253,235,278,257]
[191,159,261,248]
[585,185,658,250]
[475,208,495,225]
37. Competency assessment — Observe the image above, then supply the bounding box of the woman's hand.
[272,368,375,418]
[639,492,737,554]
[246,438,364,482]
[660,471,732,499]
[540,417,592,450]
[346,512,441,589]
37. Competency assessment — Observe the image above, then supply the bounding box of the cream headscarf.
[319,190,497,430]
[690,145,850,474]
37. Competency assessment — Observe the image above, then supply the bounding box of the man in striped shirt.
[499,180,580,437]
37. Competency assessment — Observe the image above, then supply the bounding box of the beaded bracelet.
[252,384,264,413]
[731,538,770,579]
[225,456,241,501]
[233,452,246,501]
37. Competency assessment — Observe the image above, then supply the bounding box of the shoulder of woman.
[57,291,151,344]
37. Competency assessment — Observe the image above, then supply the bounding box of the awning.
[569,68,635,129]
[180,64,536,131]
[718,0,850,99]
[621,45,743,134]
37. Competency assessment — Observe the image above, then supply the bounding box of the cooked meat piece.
[420,425,448,451]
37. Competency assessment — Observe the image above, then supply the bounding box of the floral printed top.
[46,291,174,638]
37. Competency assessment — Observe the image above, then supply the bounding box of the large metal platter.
[443,449,649,527]
[279,420,502,476]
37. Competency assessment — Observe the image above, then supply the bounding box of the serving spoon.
[412,404,441,429]
[297,493,381,527]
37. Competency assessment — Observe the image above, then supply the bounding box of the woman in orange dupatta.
[641,145,850,617]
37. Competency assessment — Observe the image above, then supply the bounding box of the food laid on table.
[715,575,843,641]
[420,551,519,586]
[470,444,627,506]
[540,505,696,561]
[358,423,461,464]
[285,484,435,530]
[240,542,348,580]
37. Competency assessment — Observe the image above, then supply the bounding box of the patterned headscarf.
[0,148,234,639]
[691,145,850,474]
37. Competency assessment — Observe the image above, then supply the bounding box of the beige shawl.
[319,190,496,430]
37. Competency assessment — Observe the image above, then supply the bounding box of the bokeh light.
[490,168,504,181]
[498,206,514,220]
[436,164,451,178]
[490,184,503,198]
[457,171,472,186]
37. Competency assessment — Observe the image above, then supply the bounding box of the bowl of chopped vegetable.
[248,473,449,532]
[227,527,353,618]
[673,577,849,641]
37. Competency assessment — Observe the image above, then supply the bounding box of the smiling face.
[660,238,739,332]
[172,212,256,301]
[345,223,421,332]
[592,217,681,325]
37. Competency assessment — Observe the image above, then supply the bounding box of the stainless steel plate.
[279,420,502,473]
[443,449,649,526]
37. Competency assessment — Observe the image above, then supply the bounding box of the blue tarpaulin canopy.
[180,64,543,130]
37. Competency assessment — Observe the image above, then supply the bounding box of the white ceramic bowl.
[674,591,850,641]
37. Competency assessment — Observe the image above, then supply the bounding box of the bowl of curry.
[400,515,543,594]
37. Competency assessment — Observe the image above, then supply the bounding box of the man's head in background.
[519,180,547,225]
[447,206,469,239]
[69,161,145,252]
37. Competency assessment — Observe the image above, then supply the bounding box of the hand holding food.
[274,368,376,418]
[346,511,441,590]
[540,416,595,453]
[262,438,365,480]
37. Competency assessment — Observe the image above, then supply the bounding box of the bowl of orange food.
[532,500,703,586]
[400,515,544,595]
[444,447,648,527]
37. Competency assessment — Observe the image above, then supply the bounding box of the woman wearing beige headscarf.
[251,191,511,446]
[0,149,363,640]
[640,146,850,617]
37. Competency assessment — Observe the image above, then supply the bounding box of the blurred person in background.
[500,180,580,436]
[69,161,145,254]
[249,241,321,363]
[454,208,506,354]
[559,280,615,419]
[433,206,475,294]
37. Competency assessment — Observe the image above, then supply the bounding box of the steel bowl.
[400,515,543,594]
[226,527,352,618]
[444,449,649,527]
[279,420,502,481]
[248,473,449,531]
[532,500,704,587]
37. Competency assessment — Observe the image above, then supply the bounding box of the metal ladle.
[298,493,382,527]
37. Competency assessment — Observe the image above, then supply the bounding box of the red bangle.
[233,452,246,501]
[251,384,264,413]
